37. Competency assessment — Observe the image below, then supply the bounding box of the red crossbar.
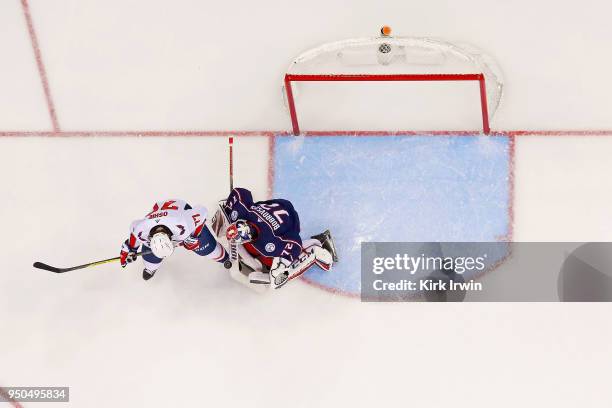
[284,73,490,135]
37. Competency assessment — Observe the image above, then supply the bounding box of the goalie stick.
[227,136,238,263]
[211,137,267,293]
[33,251,152,273]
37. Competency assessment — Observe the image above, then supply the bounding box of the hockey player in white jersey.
[120,199,230,280]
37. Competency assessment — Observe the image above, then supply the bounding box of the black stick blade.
[33,262,64,273]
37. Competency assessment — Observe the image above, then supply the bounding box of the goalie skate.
[311,230,339,262]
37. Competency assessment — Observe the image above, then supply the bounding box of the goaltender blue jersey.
[223,187,303,263]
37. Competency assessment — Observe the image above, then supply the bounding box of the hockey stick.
[33,251,152,273]
[227,136,238,263]
[229,136,234,190]
[221,136,268,292]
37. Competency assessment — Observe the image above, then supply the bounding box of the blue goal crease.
[272,134,512,295]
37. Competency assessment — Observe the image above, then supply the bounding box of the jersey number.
[147,200,179,217]
[259,203,289,224]
[281,243,293,257]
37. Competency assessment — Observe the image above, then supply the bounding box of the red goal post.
[284,73,491,135]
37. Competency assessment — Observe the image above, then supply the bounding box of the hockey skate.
[310,230,339,262]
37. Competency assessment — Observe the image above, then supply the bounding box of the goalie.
[213,187,338,289]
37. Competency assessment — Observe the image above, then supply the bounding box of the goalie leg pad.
[303,240,333,272]
[270,247,331,290]
[212,201,239,263]
[211,201,229,238]
[237,244,264,272]
[311,246,333,271]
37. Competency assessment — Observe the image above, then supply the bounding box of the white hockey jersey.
[126,199,208,249]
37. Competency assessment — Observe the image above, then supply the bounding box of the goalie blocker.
[211,187,338,289]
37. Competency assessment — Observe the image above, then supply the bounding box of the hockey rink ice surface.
[4,132,612,408]
[3,0,612,407]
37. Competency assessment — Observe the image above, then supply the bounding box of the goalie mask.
[149,225,174,259]
[226,220,256,244]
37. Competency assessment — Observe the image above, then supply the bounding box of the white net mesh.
[284,35,504,123]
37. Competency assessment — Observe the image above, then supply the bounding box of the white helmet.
[149,227,174,259]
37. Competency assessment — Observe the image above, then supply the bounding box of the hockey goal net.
[283,35,504,134]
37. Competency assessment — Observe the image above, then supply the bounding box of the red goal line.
[284,73,490,136]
